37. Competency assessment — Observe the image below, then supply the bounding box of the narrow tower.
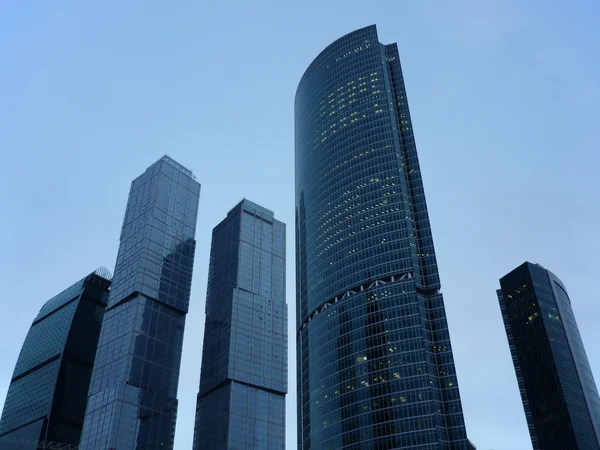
[80,156,200,449]
[194,199,287,449]
[295,25,471,449]
[498,262,600,450]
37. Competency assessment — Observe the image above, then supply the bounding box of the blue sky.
[1,1,599,449]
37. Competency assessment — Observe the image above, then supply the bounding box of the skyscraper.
[295,25,471,449]
[193,199,287,450]
[498,262,600,450]
[79,156,200,450]
[0,270,111,450]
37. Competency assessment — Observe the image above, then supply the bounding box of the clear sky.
[0,1,599,449]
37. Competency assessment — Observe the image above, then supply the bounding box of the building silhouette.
[498,262,600,450]
[0,270,110,449]
[295,25,472,448]
[79,156,200,449]
[194,199,287,449]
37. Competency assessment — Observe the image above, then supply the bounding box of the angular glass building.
[498,262,600,450]
[0,270,111,450]
[79,156,200,450]
[295,25,471,449]
[193,199,287,450]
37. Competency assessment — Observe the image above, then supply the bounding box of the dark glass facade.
[79,156,200,450]
[295,25,470,449]
[193,199,287,450]
[498,262,600,450]
[0,270,110,449]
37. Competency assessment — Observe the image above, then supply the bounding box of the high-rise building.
[193,199,287,450]
[0,270,111,450]
[498,262,600,450]
[79,156,200,450]
[295,25,471,449]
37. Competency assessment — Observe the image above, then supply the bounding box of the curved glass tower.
[295,25,470,449]
[498,262,600,450]
[0,270,110,449]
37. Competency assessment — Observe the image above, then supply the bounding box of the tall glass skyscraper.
[193,199,287,450]
[0,270,110,450]
[295,25,471,449]
[498,262,600,450]
[80,156,200,450]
